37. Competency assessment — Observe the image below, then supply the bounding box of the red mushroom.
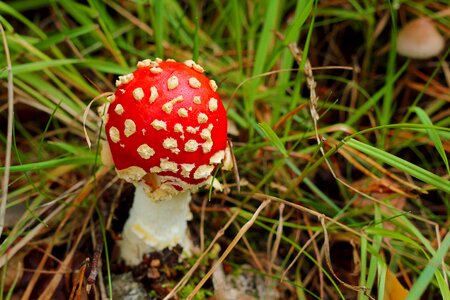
[101,58,231,265]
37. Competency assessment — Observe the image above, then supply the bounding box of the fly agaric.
[101,58,231,266]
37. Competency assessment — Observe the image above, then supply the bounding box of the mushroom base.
[119,183,193,266]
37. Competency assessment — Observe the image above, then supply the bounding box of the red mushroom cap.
[104,59,228,193]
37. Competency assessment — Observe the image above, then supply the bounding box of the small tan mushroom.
[397,18,445,59]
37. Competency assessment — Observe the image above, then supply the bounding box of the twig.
[69,258,89,300]
[0,24,14,238]
[86,228,103,294]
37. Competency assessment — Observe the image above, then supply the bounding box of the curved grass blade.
[345,138,450,193]
[257,122,289,158]
[412,106,449,174]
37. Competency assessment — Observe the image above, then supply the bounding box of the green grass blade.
[299,0,316,71]
[405,232,450,300]
[412,106,449,174]
[396,215,436,256]
[365,227,423,250]
[248,0,280,110]
[379,2,397,148]
[0,59,82,78]
[359,235,369,300]
[345,138,450,193]
[153,0,164,58]
[0,2,45,38]
[284,159,341,213]
[0,156,96,173]
[276,0,313,121]
[58,0,95,26]
[87,0,126,66]
[377,259,387,300]
[192,14,200,61]
[284,0,313,44]
[435,270,450,300]
[365,205,383,296]
[257,122,289,158]
[34,25,96,50]
[80,59,132,74]
[230,0,243,71]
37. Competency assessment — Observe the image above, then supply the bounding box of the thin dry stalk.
[12,94,87,137]
[107,2,154,37]
[86,222,99,294]
[319,217,376,300]
[0,24,14,239]
[335,144,417,197]
[281,228,321,281]
[231,217,265,272]
[442,60,450,89]
[286,43,390,208]
[304,211,324,299]
[186,200,271,300]
[228,139,241,193]
[98,267,107,300]
[83,92,112,149]
[251,192,362,237]
[0,200,67,268]
[343,146,421,193]
[273,103,309,130]
[38,197,96,300]
[287,43,325,166]
[163,202,244,300]
[105,177,122,230]
[269,203,284,275]
[20,166,108,299]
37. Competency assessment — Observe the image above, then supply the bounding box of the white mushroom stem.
[119,182,193,266]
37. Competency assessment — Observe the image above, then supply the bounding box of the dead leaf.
[384,269,408,300]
